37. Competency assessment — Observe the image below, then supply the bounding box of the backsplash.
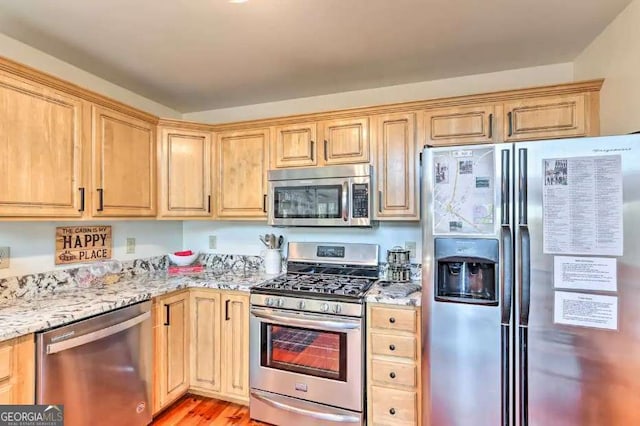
[0,254,266,302]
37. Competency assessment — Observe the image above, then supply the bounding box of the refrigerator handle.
[500,226,513,325]
[519,226,531,326]
[501,325,511,426]
[500,149,510,226]
[518,148,528,225]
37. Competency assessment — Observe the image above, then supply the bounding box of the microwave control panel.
[352,184,369,218]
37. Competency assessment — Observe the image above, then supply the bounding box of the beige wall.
[183,63,574,123]
[574,0,640,135]
[0,33,181,118]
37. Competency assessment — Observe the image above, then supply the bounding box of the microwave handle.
[342,181,349,222]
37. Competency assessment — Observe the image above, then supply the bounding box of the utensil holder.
[264,249,282,274]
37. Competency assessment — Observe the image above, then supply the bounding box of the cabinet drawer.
[0,346,12,382]
[371,333,416,359]
[371,359,417,388]
[371,386,417,425]
[370,306,416,332]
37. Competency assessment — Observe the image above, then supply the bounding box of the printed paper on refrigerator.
[553,256,617,292]
[542,155,623,256]
[554,291,618,330]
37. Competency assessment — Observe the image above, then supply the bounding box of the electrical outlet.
[209,235,217,250]
[126,238,136,254]
[0,247,9,269]
[405,241,417,259]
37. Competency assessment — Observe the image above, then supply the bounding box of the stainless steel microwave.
[267,165,372,227]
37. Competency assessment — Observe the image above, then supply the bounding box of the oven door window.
[273,185,342,219]
[261,324,347,381]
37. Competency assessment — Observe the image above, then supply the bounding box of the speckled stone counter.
[0,270,277,343]
[365,281,422,307]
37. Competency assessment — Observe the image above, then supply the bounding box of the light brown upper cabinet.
[92,105,156,217]
[158,127,212,218]
[373,112,419,220]
[215,128,269,219]
[423,104,499,146]
[320,117,370,165]
[272,122,318,168]
[0,72,85,218]
[503,94,590,141]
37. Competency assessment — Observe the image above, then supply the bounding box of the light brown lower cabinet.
[0,334,35,404]
[367,304,421,426]
[188,290,250,405]
[153,291,190,414]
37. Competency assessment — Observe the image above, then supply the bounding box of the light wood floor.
[152,394,270,426]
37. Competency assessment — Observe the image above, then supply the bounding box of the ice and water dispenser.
[434,238,499,305]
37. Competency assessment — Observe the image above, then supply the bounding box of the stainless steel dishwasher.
[36,301,152,426]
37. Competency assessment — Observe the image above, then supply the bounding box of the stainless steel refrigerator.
[421,135,640,426]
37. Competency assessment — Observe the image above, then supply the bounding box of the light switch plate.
[126,238,136,254]
[209,235,217,250]
[0,247,9,269]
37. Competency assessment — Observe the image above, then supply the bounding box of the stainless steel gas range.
[249,242,379,426]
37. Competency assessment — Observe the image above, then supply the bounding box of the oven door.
[268,177,370,227]
[249,306,363,412]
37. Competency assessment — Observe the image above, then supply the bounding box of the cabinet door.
[0,72,84,217]
[0,335,34,404]
[272,122,317,168]
[503,94,587,141]
[92,106,156,216]
[320,117,370,165]
[189,290,222,392]
[424,104,498,146]
[155,291,190,409]
[374,112,418,220]
[222,293,250,401]
[158,128,212,218]
[215,129,269,219]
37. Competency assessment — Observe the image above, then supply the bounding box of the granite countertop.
[0,270,277,343]
[365,281,422,307]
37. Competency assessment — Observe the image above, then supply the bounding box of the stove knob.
[298,300,306,310]
[265,297,273,307]
[320,303,330,313]
[332,304,342,314]
[277,298,285,308]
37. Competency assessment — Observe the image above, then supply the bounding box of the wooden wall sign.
[55,225,112,265]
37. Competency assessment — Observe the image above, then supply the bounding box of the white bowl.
[168,252,199,266]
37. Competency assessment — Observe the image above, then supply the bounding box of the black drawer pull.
[389,344,396,351]
[389,317,396,324]
[164,304,170,326]
[389,372,396,379]
[389,408,396,415]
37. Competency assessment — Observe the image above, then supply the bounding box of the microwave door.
[268,178,351,226]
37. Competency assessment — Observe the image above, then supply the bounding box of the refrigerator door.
[514,135,640,426]
[422,144,514,426]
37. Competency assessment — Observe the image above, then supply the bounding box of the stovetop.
[252,272,376,301]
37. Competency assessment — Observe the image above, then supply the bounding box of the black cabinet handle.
[389,372,396,379]
[389,408,396,415]
[263,194,267,213]
[225,299,230,321]
[164,304,170,326]
[508,111,513,137]
[389,317,396,324]
[208,195,211,213]
[323,140,328,161]
[97,188,104,212]
[310,140,315,161]
[389,344,396,351]
[78,187,85,212]
[378,191,383,213]
[488,113,494,139]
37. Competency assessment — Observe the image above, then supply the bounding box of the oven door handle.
[342,181,349,222]
[250,308,361,331]
[251,390,361,424]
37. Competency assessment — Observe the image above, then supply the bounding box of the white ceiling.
[0,0,631,112]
